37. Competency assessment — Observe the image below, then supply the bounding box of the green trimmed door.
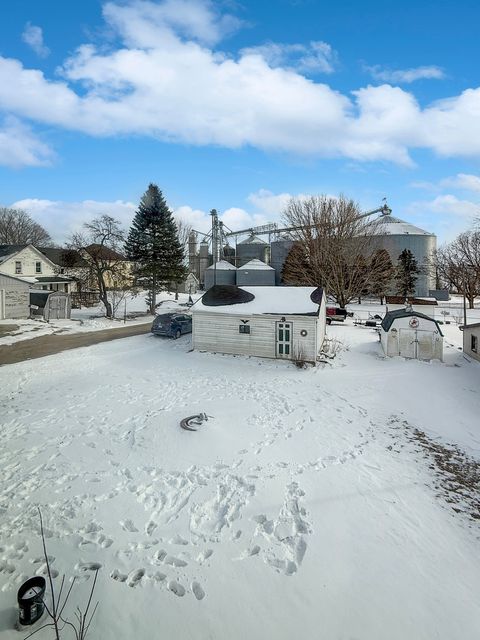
[276,321,292,358]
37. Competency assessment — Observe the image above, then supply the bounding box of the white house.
[0,272,30,319]
[460,322,480,363]
[380,309,443,361]
[192,285,326,364]
[0,245,75,292]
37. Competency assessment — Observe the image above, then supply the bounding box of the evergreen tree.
[125,184,186,313]
[395,248,419,298]
[369,249,394,304]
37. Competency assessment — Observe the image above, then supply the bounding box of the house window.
[35,261,42,273]
[15,261,22,274]
[472,335,478,353]
[239,324,250,334]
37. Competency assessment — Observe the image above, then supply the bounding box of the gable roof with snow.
[194,285,323,316]
[381,309,443,336]
[237,259,274,271]
[205,260,236,271]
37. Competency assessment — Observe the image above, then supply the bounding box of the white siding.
[462,326,480,363]
[0,246,55,278]
[193,312,321,362]
[381,315,443,360]
[0,274,30,319]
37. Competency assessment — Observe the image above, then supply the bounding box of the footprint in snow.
[120,519,138,533]
[75,562,102,572]
[191,581,205,600]
[168,580,185,597]
[164,555,188,567]
[126,569,145,588]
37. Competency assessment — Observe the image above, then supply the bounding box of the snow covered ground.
[0,292,193,346]
[1,321,479,639]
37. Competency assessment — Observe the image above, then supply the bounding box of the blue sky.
[1,0,479,243]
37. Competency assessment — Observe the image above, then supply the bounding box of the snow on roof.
[237,259,274,271]
[372,215,434,236]
[194,285,323,316]
[205,260,236,270]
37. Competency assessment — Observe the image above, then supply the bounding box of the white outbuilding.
[380,309,443,361]
[192,285,326,364]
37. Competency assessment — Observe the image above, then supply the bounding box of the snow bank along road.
[0,321,152,366]
[0,326,479,640]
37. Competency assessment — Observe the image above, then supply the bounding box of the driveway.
[0,322,152,366]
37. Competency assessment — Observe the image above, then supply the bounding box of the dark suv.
[151,313,192,338]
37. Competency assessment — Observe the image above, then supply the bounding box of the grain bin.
[370,214,436,297]
[204,260,237,289]
[236,259,275,286]
[236,234,269,267]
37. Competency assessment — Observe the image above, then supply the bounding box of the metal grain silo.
[204,260,237,289]
[236,259,276,286]
[236,234,269,267]
[270,239,294,285]
[371,214,436,297]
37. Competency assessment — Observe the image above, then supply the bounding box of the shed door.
[0,289,4,320]
[276,322,292,358]
[49,295,66,320]
[398,329,416,359]
[417,330,434,360]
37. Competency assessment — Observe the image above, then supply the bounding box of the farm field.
[0,322,479,640]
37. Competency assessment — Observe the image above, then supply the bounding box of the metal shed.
[204,260,237,290]
[380,309,443,361]
[0,272,30,319]
[236,259,275,286]
[30,290,71,321]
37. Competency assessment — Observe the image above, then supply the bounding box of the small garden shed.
[192,285,326,364]
[380,309,443,361]
[30,290,71,321]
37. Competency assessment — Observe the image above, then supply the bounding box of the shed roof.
[194,285,323,316]
[0,270,30,285]
[237,259,274,271]
[381,309,443,336]
[460,322,480,331]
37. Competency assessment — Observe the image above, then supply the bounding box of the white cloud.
[441,173,480,193]
[22,23,50,58]
[103,0,242,47]
[241,41,338,74]
[0,1,479,166]
[11,198,136,243]
[0,116,54,168]
[366,65,445,84]
[409,194,480,220]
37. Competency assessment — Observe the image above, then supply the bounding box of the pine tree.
[369,249,394,304]
[125,184,186,313]
[395,248,419,298]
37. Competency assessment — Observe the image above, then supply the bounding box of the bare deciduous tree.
[281,195,387,308]
[0,207,53,246]
[68,215,129,318]
[437,229,480,309]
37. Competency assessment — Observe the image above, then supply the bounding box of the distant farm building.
[236,259,275,287]
[380,309,443,361]
[192,285,326,364]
